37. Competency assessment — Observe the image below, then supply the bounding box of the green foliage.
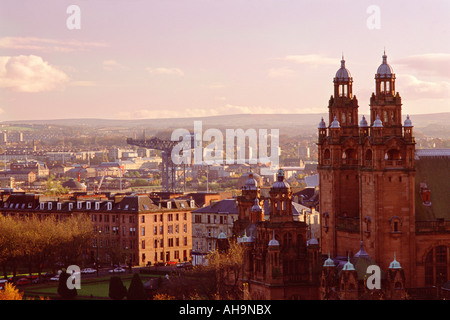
[126,273,146,300]
[57,271,77,299]
[43,175,70,195]
[108,276,127,300]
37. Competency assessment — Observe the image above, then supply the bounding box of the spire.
[389,252,402,269]
[268,230,280,247]
[343,255,355,271]
[323,252,335,267]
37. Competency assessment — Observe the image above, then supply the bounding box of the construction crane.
[126,133,195,192]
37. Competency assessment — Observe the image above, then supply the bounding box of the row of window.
[146,237,189,249]
[93,237,189,250]
[34,201,114,211]
[193,214,235,224]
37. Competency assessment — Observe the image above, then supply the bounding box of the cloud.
[393,53,450,78]
[115,104,293,120]
[0,37,107,53]
[282,54,337,66]
[146,67,184,76]
[103,59,127,71]
[0,55,70,92]
[398,74,450,100]
[267,67,296,78]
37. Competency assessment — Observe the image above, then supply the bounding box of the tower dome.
[389,253,402,269]
[318,117,327,129]
[376,50,394,78]
[373,115,383,127]
[404,115,413,127]
[323,253,335,267]
[272,168,290,189]
[343,257,355,271]
[335,56,352,81]
[359,115,368,127]
[243,172,258,190]
[250,198,262,212]
[268,231,280,247]
[330,116,341,128]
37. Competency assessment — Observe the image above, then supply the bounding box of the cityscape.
[0,0,449,311]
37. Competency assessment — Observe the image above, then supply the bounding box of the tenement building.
[0,192,194,267]
[317,52,450,296]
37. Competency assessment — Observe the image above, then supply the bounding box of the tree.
[126,273,147,300]
[43,175,70,195]
[108,276,127,300]
[0,283,23,300]
[57,271,77,299]
[206,239,245,299]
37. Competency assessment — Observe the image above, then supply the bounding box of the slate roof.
[192,198,238,214]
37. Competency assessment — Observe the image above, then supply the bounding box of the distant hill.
[2,112,450,137]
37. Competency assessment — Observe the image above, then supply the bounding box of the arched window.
[425,246,449,286]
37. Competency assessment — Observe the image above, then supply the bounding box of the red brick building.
[318,52,450,295]
[234,171,321,300]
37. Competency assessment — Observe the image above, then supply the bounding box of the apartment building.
[0,192,195,267]
[191,199,238,265]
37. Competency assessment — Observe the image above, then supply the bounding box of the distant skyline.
[0,0,449,121]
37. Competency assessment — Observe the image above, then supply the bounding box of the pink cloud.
[0,55,69,92]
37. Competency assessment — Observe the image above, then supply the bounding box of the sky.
[0,0,449,121]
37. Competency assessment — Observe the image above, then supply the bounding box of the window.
[141,215,145,223]
[154,226,157,235]
[57,202,62,210]
[425,246,449,286]
[95,202,100,210]
[86,202,91,210]
[141,240,145,249]
[141,227,145,236]
[107,202,112,210]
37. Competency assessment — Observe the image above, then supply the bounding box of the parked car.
[81,268,96,274]
[50,274,60,281]
[15,278,31,286]
[109,267,126,273]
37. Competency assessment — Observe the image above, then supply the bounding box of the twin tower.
[317,52,416,286]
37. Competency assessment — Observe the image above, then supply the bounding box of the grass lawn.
[23,274,160,300]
